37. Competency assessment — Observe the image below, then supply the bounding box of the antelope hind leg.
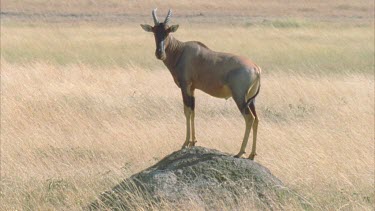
[248,118,258,160]
[248,101,259,160]
[235,111,255,158]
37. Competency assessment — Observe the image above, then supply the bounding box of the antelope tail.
[246,78,261,106]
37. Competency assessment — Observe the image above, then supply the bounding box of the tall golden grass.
[1,1,374,209]
[2,60,373,209]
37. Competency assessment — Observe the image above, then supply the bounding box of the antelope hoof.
[181,142,190,149]
[234,151,245,158]
[248,153,257,160]
[188,140,197,147]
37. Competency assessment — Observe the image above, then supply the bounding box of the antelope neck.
[163,35,184,71]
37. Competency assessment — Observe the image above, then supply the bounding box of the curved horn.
[152,8,159,25]
[164,9,172,24]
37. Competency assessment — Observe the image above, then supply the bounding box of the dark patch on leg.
[249,101,257,118]
[183,94,195,110]
[191,96,195,110]
[244,106,251,115]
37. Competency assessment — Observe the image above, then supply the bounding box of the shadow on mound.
[87,146,310,210]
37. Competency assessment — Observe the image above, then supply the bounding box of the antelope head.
[141,8,179,60]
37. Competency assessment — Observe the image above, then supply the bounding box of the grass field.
[1,1,374,210]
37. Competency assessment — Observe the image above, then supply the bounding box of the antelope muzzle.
[155,41,166,60]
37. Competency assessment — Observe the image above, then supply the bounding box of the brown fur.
[163,35,261,104]
[142,11,261,159]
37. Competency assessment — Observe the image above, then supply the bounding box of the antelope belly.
[203,85,232,99]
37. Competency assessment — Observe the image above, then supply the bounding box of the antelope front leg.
[188,89,197,147]
[189,108,197,147]
[181,86,194,148]
[182,105,191,148]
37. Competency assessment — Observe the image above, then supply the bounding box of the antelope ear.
[168,24,179,33]
[141,24,153,32]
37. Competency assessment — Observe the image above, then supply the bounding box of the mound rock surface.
[88,147,295,210]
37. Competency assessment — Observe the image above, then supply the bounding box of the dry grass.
[3,0,374,22]
[2,24,373,74]
[1,62,374,210]
[1,0,375,210]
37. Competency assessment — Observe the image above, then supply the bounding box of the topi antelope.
[141,9,261,160]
